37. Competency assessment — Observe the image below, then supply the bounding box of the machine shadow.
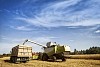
[4,59,11,63]
[4,59,19,64]
[47,59,66,62]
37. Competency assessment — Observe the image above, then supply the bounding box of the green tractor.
[23,39,70,61]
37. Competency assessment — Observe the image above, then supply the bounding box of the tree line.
[71,46,100,55]
[0,53,11,58]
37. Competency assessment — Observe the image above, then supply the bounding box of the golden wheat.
[0,55,100,67]
[68,54,100,60]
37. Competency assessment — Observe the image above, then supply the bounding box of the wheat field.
[0,56,100,67]
[67,54,100,60]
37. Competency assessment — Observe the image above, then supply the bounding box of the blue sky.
[0,0,100,54]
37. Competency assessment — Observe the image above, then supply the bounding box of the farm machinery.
[10,45,32,63]
[10,39,70,63]
[23,39,70,61]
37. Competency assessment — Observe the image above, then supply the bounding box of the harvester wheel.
[42,53,48,61]
[52,56,56,62]
[23,61,27,63]
[11,56,17,63]
[62,57,66,61]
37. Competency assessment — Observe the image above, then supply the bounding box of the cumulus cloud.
[16,0,100,28]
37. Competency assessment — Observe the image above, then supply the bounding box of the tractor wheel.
[52,56,56,62]
[42,53,48,61]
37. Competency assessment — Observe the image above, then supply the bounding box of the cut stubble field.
[0,56,100,67]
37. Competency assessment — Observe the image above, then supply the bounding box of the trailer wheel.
[42,53,48,61]
[11,56,17,63]
[11,57,15,63]
[10,56,13,62]
[14,57,17,63]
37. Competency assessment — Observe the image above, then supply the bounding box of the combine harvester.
[23,39,70,61]
[10,39,70,63]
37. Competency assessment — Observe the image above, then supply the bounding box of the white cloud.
[1,36,57,45]
[67,26,79,29]
[10,25,33,31]
[4,9,11,13]
[0,36,57,53]
[32,36,58,44]
[69,40,74,42]
[16,17,100,28]
[95,30,100,33]
[0,36,6,40]
[15,0,100,28]
[0,10,2,12]
[34,37,51,43]
[68,19,100,26]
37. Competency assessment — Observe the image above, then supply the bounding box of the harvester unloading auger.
[23,39,45,48]
[23,39,71,61]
